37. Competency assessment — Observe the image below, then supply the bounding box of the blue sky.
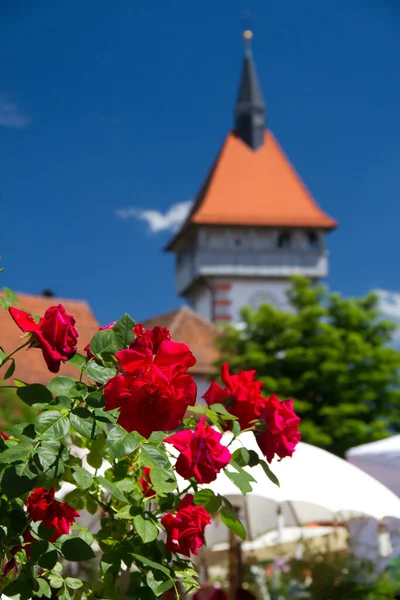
[0,0,400,326]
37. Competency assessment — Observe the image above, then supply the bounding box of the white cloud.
[376,289,400,320]
[375,289,400,342]
[0,94,30,129]
[115,200,192,233]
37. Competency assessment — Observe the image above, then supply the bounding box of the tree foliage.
[218,277,400,457]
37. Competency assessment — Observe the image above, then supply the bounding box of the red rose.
[139,466,156,498]
[0,431,9,440]
[84,321,116,360]
[203,362,265,430]
[104,326,196,438]
[133,323,171,354]
[9,304,78,373]
[255,394,301,463]
[26,487,56,521]
[165,417,231,484]
[161,494,211,557]
[26,487,79,542]
[45,501,80,541]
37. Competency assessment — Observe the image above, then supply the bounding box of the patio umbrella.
[203,432,400,546]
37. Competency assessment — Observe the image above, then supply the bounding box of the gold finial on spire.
[243,29,253,40]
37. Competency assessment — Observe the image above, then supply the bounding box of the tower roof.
[166,130,337,249]
[235,45,265,112]
[234,29,266,150]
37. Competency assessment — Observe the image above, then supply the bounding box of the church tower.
[166,31,337,323]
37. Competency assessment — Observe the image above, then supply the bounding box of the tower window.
[277,232,291,249]
[308,231,319,249]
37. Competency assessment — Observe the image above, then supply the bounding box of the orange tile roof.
[143,306,220,375]
[0,292,100,385]
[168,130,336,248]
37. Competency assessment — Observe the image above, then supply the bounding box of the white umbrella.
[204,433,400,546]
[205,525,348,563]
[346,435,400,495]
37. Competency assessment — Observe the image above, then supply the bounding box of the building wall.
[190,284,213,322]
[229,278,292,322]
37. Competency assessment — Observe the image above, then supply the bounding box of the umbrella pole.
[228,527,241,600]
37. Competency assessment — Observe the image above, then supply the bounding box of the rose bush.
[0,286,301,600]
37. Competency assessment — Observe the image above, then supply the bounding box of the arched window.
[308,231,319,249]
[277,232,291,249]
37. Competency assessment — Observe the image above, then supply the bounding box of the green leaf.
[133,515,159,543]
[0,442,33,463]
[36,443,59,471]
[0,348,6,365]
[86,434,106,469]
[260,459,280,487]
[17,383,53,406]
[3,573,35,599]
[67,352,87,369]
[2,465,38,498]
[61,537,95,561]
[83,361,117,384]
[86,391,104,408]
[29,540,50,562]
[48,376,75,396]
[62,488,85,512]
[225,469,253,495]
[115,505,135,519]
[115,479,136,493]
[132,554,171,577]
[4,287,18,304]
[39,549,58,570]
[146,571,173,597]
[232,447,250,467]
[106,426,141,459]
[113,314,135,349]
[208,403,237,420]
[65,577,83,590]
[225,460,256,495]
[96,475,127,503]
[48,573,64,588]
[3,358,15,380]
[140,444,177,495]
[89,329,118,358]
[0,296,10,310]
[194,489,222,513]
[59,586,71,600]
[36,578,52,598]
[70,410,94,438]
[247,450,260,467]
[220,502,246,540]
[231,420,241,437]
[73,466,93,489]
[35,411,70,440]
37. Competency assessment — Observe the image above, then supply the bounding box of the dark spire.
[234,30,266,150]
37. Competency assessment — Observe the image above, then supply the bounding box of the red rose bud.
[104,326,196,438]
[161,494,211,557]
[165,417,231,484]
[9,304,78,373]
[84,321,116,360]
[203,362,265,430]
[139,466,156,498]
[0,431,9,440]
[255,394,301,463]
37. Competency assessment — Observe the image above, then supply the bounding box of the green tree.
[218,277,400,457]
